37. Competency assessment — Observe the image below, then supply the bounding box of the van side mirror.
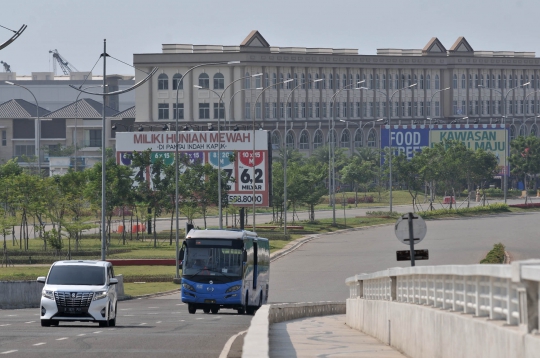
[242,250,247,263]
[37,276,46,283]
[179,248,185,261]
[109,278,118,285]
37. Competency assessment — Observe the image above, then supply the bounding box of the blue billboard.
[380,125,430,160]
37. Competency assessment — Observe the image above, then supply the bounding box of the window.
[426,75,431,89]
[14,144,35,158]
[382,74,386,89]
[393,74,398,90]
[408,74,412,87]
[435,101,440,116]
[509,74,513,88]
[401,102,405,117]
[197,73,209,88]
[214,103,225,119]
[265,103,270,118]
[308,73,312,89]
[172,73,183,90]
[158,103,169,119]
[272,73,277,86]
[287,102,292,118]
[453,74,458,89]
[519,124,527,137]
[158,73,168,90]
[213,73,224,89]
[301,102,306,118]
[420,101,424,116]
[255,74,261,89]
[255,103,261,119]
[322,102,327,118]
[287,73,292,89]
[315,102,320,118]
[280,102,284,118]
[199,103,210,119]
[368,102,373,117]
[510,125,517,141]
[245,102,251,119]
[1,130,5,146]
[244,73,251,89]
[315,73,320,89]
[272,103,277,118]
[301,73,306,89]
[286,131,295,148]
[414,75,417,89]
[335,102,340,118]
[420,74,424,90]
[486,74,490,88]
[356,102,361,117]
[369,74,373,89]
[475,100,479,115]
[173,103,184,119]
[340,129,350,148]
[322,74,326,89]
[469,74,473,88]
[453,100,458,115]
[531,124,538,137]
[426,101,431,116]
[407,101,412,116]
[435,75,440,89]
[480,74,484,87]
[461,74,466,89]
[376,74,380,89]
[299,131,310,149]
[498,75,501,88]
[313,130,323,149]
[264,73,269,87]
[491,74,495,89]
[294,102,299,118]
[343,102,347,117]
[335,73,340,89]
[474,74,478,88]
[343,74,347,88]
[308,102,313,118]
[271,132,281,150]
[88,129,102,147]
[367,129,376,148]
[294,73,299,87]
[354,129,363,148]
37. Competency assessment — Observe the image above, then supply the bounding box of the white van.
[37,260,118,327]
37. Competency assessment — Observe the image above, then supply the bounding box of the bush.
[366,211,401,219]
[417,203,510,219]
[480,243,506,264]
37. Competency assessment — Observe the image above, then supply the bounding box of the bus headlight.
[182,283,195,292]
[225,285,241,293]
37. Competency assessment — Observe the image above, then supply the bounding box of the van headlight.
[225,285,241,293]
[93,291,108,301]
[182,283,195,292]
[42,289,54,300]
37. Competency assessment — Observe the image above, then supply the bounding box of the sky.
[1,0,538,76]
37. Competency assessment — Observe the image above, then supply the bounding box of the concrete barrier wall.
[0,274,125,309]
[346,298,540,358]
[243,302,345,358]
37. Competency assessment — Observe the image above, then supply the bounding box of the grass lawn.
[123,282,179,297]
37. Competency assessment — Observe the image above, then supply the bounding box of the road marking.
[25,321,35,324]
[56,337,68,341]
[33,343,46,346]
[108,328,116,331]
[0,324,10,327]
[0,350,18,354]
[156,321,162,324]
[180,320,185,322]
[120,308,131,311]
[93,331,102,334]
[148,307,159,309]
[147,313,158,315]
[77,334,86,337]
[124,315,134,317]
[196,318,204,320]
[138,323,147,326]
[219,330,248,358]
[6,315,16,317]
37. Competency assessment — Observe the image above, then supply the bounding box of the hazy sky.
[1,0,538,76]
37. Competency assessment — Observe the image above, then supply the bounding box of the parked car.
[37,260,118,327]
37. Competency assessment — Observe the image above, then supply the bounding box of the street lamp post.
[251,79,293,231]
[194,72,261,229]
[479,81,530,203]
[5,81,45,175]
[172,61,240,279]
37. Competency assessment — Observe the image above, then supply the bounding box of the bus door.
[253,241,258,289]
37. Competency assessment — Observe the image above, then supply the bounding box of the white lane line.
[219,330,248,358]
[33,342,46,346]
[56,337,69,341]
[25,321,35,324]
[93,331,102,334]
[147,313,158,315]
[120,308,131,311]
[77,334,86,337]
[0,350,18,354]
[124,315,134,317]
[179,320,185,322]
[0,324,10,327]
[138,323,147,326]
[107,328,116,331]
[156,321,162,324]
[6,315,17,317]
[148,307,159,308]
[196,318,204,320]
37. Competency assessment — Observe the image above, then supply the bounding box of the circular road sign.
[394,213,427,245]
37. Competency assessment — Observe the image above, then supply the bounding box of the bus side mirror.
[242,250,247,263]
[179,248,185,261]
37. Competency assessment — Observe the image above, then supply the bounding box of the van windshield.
[47,265,106,286]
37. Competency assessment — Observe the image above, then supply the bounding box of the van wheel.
[188,304,196,314]
[211,307,219,314]
[203,308,210,314]
[109,303,117,327]
[41,319,51,327]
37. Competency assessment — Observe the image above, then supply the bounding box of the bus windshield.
[183,239,243,280]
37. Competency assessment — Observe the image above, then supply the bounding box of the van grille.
[54,292,94,307]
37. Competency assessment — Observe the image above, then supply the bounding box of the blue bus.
[179,229,270,315]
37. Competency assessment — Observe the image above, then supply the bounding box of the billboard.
[380,125,431,160]
[115,130,271,207]
[430,124,508,175]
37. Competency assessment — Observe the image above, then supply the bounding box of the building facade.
[133,31,540,156]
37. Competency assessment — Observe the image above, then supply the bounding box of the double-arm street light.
[194,72,262,229]
[282,78,322,235]
[251,78,293,231]
[478,81,530,203]
[173,61,239,279]
[359,83,417,213]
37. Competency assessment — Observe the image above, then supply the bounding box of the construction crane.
[49,49,79,75]
[0,61,11,72]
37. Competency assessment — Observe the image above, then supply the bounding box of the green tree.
[510,135,540,203]
[340,155,377,207]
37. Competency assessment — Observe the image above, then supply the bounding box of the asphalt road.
[0,295,251,357]
[269,211,540,303]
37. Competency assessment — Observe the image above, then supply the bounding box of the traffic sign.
[394,213,427,245]
[396,249,429,261]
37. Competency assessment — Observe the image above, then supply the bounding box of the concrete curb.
[242,302,345,358]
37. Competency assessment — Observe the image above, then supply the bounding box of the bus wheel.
[211,307,219,314]
[203,308,210,314]
[236,307,245,315]
[188,304,196,314]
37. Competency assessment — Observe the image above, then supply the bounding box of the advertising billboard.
[430,124,508,175]
[115,130,271,207]
[380,125,431,161]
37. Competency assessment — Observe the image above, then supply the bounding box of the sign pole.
[407,212,416,267]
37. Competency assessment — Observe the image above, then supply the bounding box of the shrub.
[417,203,510,219]
[480,243,506,264]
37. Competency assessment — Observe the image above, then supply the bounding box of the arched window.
[349,74,353,87]
[435,74,440,89]
[255,74,262,88]
[480,74,484,87]
[356,73,360,87]
[461,74,466,89]
[329,74,333,89]
[299,130,310,149]
[510,124,517,142]
[158,73,169,90]
[414,74,417,89]
[491,74,495,88]
[271,131,281,150]
[453,74,458,89]
[407,74,411,87]
[340,129,350,148]
[322,74,326,89]
[286,130,295,148]
[537,74,540,89]
[426,74,431,89]
[498,74,502,88]
[315,73,320,89]
[294,73,298,87]
[301,73,306,89]
[486,74,490,88]
[264,73,269,87]
[213,73,224,90]
[376,74,380,89]
[308,73,312,89]
[420,74,424,90]
[367,128,377,147]
[198,73,210,88]
[469,74,473,88]
[401,74,406,88]
[354,129,363,148]
[327,129,337,146]
[313,130,324,149]
[382,74,386,90]
[335,73,340,89]
[519,124,527,137]
[395,74,399,89]
[287,73,292,89]
[530,123,538,137]
[521,74,524,85]
[172,73,183,90]
[272,73,277,86]
[244,72,250,89]
[342,74,347,88]
[474,74,478,88]
[369,74,373,89]
[509,74,513,88]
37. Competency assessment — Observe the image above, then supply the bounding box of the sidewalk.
[269,314,406,358]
